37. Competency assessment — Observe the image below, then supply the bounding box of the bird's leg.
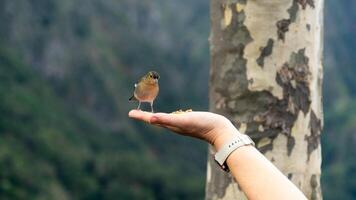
[150,101,154,113]
[137,101,141,110]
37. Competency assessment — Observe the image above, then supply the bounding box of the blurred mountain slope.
[0,47,205,199]
[0,0,208,199]
[322,1,356,199]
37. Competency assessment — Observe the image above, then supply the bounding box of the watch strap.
[214,134,254,171]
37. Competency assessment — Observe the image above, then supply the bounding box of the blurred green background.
[0,0,354,199]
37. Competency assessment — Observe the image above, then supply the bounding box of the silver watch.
[214,133,255,172]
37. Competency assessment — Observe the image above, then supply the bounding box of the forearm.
[214,133,307,200]
[128,110,307,199]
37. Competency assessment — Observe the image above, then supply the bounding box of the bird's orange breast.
[134,83,159,102]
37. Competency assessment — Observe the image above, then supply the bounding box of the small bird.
[129,71,160,112]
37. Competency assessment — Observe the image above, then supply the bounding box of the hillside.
[0,0,208,199]
[321,1,356,199]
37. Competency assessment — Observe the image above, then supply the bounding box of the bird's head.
[144,71,160,84]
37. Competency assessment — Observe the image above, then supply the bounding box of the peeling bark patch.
[251,99,297,155]
[307,0,315,8]
[242,49,311,155]
[288,173,293,180]
[276,48,311,115]
[256,39,274,67]
[276,19,291,41]
[297,0,315,9]
[276,0,316,41]
[205,156,234,200]
[212,4,312,157]
[213,2,252,100]
[215,176,233,198]
[276,0,299,41]
[250,48,311,155]
[209,0,323,197]
[259,142,273,154]
[305,110,321,161]
[306,24,311,31]
[288,0,299,22]
[208,2,253,198]
[287,136,296,156]
[310,174,318,200]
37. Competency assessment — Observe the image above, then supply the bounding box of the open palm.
[128,110,238,146]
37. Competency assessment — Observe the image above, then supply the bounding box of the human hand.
[128,110,239,149]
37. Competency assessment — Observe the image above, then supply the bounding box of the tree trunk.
[206,0,323,199]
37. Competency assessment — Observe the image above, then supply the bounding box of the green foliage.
[321,1,356,199]
[0,48,205,199]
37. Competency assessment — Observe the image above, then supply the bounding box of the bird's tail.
[129,95,137,101]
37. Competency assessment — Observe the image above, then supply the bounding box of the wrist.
[212,128,240,150]
[214,131,255,172]
[208,116,242,150]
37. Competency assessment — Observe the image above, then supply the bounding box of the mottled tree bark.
[206,0,323,199]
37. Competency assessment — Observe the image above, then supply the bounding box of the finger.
[160,124,182,133]
[155,124,184,136]
[150,113,179,126]
[153,123,181,132]
[128,110,154,123]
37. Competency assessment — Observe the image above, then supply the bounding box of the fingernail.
[128,110,135,117]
